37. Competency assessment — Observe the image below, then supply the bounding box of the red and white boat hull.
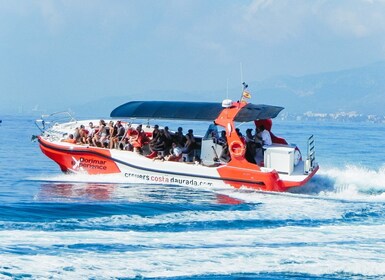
[38,136,318,192]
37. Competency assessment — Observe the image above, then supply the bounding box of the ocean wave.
[296,164,385,201]
[27,164,385,204]
[1,224,385,278]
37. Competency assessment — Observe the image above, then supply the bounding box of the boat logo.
[71,156,82,170]
[71,156,107,171]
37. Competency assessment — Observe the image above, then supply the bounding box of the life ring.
[229,140,245,157]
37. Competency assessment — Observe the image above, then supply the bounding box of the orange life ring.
[229,140,245,157]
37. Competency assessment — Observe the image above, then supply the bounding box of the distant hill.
[250,61,385,115]
[72,62,385,118]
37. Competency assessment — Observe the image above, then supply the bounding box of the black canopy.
[110,101,284,122]
[235,103,284,122]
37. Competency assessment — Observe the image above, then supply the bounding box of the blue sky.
[1,0,385,115]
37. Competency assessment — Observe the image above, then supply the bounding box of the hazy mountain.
[250,61,385,115]
[72,62,385,118]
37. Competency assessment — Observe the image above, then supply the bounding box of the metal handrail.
[305,135,316,173]
[34,111,77,133]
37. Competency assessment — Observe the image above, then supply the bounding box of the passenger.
[125,125,138,151]
[173,127,185,147]
[110,120,125,149]
[217,130,227,146]
[92,120,107,147]
[245,128,258,163]
[163,126,173,151]
[258,125,272,146]
[245,128,254,143]
[131,125,149,154]
[151,124,160,141]
[73,127,81,143]
[252,125,272,163]
[108,121,116,135]
[86,122,96,145]
[104,121,115,148]
[165,142,183,161]
[217,131,230,162]
[61,134,77,144]
[150,128,167,152]
[120,125,135,151]
[182,129,196,162]
[236,128,246,144]
[79,125,89,144]
[204,121,219,140]
[148,124,160,150]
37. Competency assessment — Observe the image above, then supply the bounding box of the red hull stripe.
[39,139,266,186]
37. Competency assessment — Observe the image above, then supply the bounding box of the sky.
[1,0,385,115]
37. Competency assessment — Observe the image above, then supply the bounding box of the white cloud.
[231,0,385,43]
[315,0,385,38]
[36,0,64,32]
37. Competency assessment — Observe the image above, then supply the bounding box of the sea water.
[0,116,385,279]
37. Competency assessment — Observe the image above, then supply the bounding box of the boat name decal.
[124,172,213,187]
[75,157,107,170]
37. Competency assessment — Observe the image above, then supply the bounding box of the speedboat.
[34,97,318,192]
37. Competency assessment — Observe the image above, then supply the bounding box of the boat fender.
[229,140,245,157]
[294,148,301,166]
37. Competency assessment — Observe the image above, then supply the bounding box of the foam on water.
[1,224,385,278]
[30,163,385,203]
[2,114,385,278]
[300,164,385,201]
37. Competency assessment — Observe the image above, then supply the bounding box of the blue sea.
[1,115,385,279]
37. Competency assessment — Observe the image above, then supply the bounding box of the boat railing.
[305,135,316,174]
[35,111,77,134]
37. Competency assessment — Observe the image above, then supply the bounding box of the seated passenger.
[150,129,167,152]
[245,128,254,143]
[73,127,81,143]
[236,128,246,144]
[104,121,115,148]
[61,134,77,144]
[253,125,272,163]
[258,125,272,146]
[92,120,107,147]
[119,125,134,150]
[245,128,259,163]
[165,142,183,161]
[131,125,149,154]
[173,127,185,147]
[217,131,230,162]
[110,120,125,149]
[182,129,196,162]
[217,130,227,146]
[163,126,173,151]
[150,125,160,142]
[79,125,89,144]
[86,122,96,145]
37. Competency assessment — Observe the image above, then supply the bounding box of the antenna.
[226,78,229,99]
[239,63,252,102]
[240,62,244,92]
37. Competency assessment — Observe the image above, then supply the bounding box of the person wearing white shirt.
[258,125,272,146]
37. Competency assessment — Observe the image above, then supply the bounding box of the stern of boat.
[262,135,319,189]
